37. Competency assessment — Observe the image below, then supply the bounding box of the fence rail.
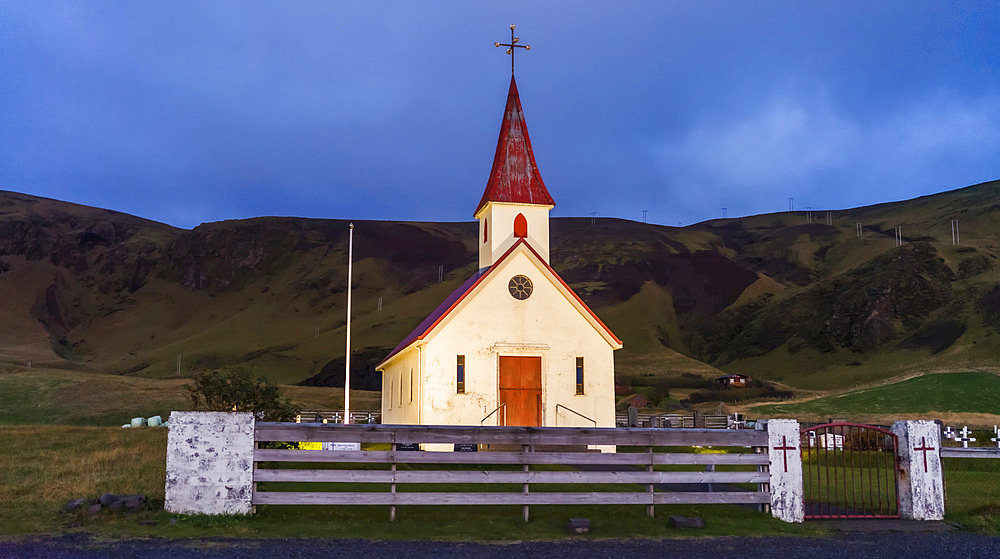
[254,423,768,446]
[295,410,380,424]
[940,448,1000,459]
[251,423,770,519]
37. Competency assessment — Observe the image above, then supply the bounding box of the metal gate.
[800,423,900,519]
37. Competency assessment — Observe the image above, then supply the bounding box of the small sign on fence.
[323,442,361,451]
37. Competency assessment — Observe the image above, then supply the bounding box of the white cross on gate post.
[943,426,956,440]
[956,426,977,448]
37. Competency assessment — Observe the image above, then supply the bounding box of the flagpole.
[344,222,354,424]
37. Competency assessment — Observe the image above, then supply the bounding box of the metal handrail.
[555,403,597,427]
[481,403,506,426]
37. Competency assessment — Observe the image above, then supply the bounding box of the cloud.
[654,91,1000,218]
[663,94,858,188]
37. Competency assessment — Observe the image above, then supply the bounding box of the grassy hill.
[2,179,999,397]
[750,371,1000,420]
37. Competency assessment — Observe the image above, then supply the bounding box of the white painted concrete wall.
[165,412,255,515]
[476,202,552,268]
[892,420,946,520]
[767,419,804,523]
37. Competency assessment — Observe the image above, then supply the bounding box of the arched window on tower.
[513,213,527,238]
[483,219,488,243]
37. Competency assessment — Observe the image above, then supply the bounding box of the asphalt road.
[3,533,1000,559]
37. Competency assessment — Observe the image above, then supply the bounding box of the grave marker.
[956,426,976,448]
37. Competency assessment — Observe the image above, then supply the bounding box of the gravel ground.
[3,533,1000,559]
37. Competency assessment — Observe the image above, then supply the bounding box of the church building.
[376,76,622,431]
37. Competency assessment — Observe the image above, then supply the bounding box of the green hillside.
[752,371,1000,417]
[2,179,999,395]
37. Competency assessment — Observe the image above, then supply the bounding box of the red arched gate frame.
[799,423,900,519]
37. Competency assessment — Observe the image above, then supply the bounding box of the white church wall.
[418,250,616,429]
[380,348,420,425]
[476,203,551,268]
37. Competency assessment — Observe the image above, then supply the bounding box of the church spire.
[474,75,555,217]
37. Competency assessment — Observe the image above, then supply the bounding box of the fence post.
[522,443,531,522]
[891,420,945,520]
[165,411,256,515]
[766,419,804,522]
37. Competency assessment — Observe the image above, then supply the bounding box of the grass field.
[750,371,1000,421]
[0,425,168,535]
[0,368,380,426]
[942,457,1000,534]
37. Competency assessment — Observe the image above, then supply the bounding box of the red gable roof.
[474,76,555,216]
[377,239,621,369]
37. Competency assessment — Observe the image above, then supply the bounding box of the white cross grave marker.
[991,425,1000,449]
[943,426,956,440]
[956,426,977,448]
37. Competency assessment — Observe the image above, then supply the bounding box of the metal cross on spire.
[495,24,531,75]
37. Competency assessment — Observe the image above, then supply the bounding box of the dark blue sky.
[1,2,997,229]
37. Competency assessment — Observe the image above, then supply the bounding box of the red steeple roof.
[474,76,555,216]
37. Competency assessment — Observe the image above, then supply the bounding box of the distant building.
[614,379,632,396]
[715,373,751,387]
[623,394,652,409]
[376,76,622,434]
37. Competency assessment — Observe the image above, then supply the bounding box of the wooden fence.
[252,423,771,520]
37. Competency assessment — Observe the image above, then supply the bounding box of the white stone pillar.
[165,411,256,515]
[891,420,945,520]
[767,419,804,523]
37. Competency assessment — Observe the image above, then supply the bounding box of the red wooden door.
[498,356,541,426]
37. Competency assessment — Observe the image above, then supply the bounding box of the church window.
[399,371,404,405]
[456,355,466,393]
[409,368,413,403]
[483,219,488,243]
[389,378,394,410]
[513,213,527,238]
[508,275,533,300]
[575,357,585,395]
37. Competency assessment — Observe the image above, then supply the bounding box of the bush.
[187,367,298,421]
